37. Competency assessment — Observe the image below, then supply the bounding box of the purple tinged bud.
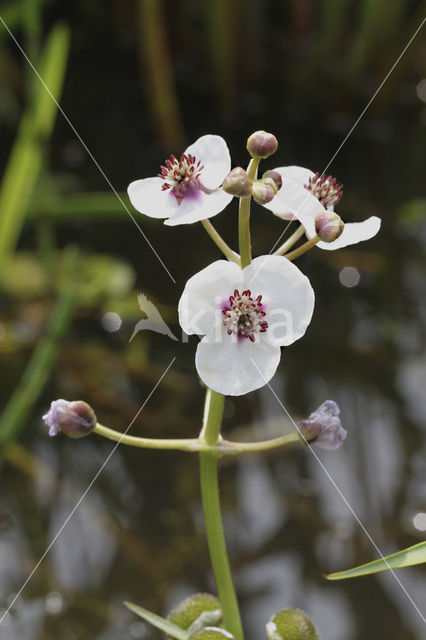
[246,130,278,159]
[222,167,251,197]
[298,400,347,450]
[263,170,282,191]
[314,211,344,242]
[251,179,276,205]
[43,399,97,439]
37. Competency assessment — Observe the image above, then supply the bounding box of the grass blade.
[326,541,426,580]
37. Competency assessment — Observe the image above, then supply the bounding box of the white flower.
[178,255,315,396]
[127,135,233,226]
[262,165,381,250]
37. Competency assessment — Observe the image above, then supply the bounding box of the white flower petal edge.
[127,134,232,226]
[244,255,315,346]
[179,260,244,337]
[318,216,381,250]
[164,188,232,226]
[178,255,315,396]
[276,165,315,185]
[263,175,322,237]
[127,177,178,219]
[263,168,381,250]
[196,338,281,396]
[184,134,231,191]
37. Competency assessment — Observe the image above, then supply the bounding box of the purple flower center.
[222,289,268,342]
[158,153,204,203]
[305,172,343,208]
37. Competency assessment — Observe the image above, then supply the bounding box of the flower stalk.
[238,157,260,268]
[285,234,319,261]
[201,219,240,264]
[273,224,305,256]
[199,389,244,640]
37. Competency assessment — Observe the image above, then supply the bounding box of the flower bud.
[263,170,282,191]
[246,130,278,159]
[298,400,347,450]
[43,399,97,439]
[191,629,234,640]
[222,167,251,198]
[266,608,319,640]
[251,179,276,205]
[167,593,222,637]
[314,211,344,243]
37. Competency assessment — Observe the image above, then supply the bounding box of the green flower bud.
[246,130,278,159]
[263,170,282,191]
[251,179,276,205]
[222,167,251,197]
[190,628,234,640]
[266,608,319,640]
[314,211,344,243]
[167,593,222,638]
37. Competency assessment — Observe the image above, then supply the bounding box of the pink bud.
[263,170,282,191]
[251,179,276,205]
[222,167,251,197]
[314,211,344,242]
[246,130,278,159]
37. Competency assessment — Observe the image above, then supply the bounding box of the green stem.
[238,157,260,269]
[285,234,320,261]
[273,224,305,256]
[199,389,244,640]
[94,423,199,452]
[224,431,301,452]
[201,219,241,264]
[94,421,303,455]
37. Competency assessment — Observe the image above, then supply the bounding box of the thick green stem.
[238,157,260,269]
[201,219,240,264]
[199,389,244,640]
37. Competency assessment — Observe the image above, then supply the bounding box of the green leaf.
[124,601,189,640]
[325,541,426,580]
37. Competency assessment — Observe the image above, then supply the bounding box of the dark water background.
[0,2,426,639]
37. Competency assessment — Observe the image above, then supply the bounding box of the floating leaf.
[325,540,426,580]
[124,601,188,640]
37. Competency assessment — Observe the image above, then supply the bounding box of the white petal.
[263,176,325,237]
[178,260,244,336]
[127,177,179,219]
[274,165,315,186]
[244,255,315,347]
[184,135,231,191]
[318,216,381,250]
[164,188,232,226]
[196,336,281,396]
